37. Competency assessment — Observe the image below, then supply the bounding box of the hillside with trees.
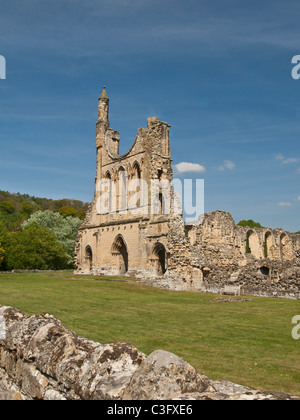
[0,190,88,231]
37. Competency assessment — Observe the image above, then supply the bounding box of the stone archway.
[246,230,263,259]
[280,233,294,260]
[111,235,129,275]
[151,243,167,276]
[85,246,93,271]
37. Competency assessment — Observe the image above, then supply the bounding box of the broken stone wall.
[162,211,300,299]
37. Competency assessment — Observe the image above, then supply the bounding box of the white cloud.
[218,160,236,171]
[297,196,300,201]
[275,153,298,164]
[283,158,298,164]
[277,202,292,207]
[174,162,206,174]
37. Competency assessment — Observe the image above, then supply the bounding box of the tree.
[0,200,15,215]
[22,210,82,267]
[0,242,4,266]
[21,200,34,218]
[58,206,78,218]
[0,222,7,269]
[237,219,262,228]
[5,223,68,270]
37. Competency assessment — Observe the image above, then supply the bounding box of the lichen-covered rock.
[0,306,145,400]
[75,342,146,400]
[121,350,211,400]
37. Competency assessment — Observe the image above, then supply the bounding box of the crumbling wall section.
[158,211,300,299]
[185,212,300,299]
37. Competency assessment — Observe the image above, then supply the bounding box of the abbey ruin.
[75,88,300,299]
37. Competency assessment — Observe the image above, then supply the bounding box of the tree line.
[0,190,88,231]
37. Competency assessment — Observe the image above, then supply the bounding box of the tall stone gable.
[74,87,174,277]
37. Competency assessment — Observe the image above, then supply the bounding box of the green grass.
[0,271,299,396]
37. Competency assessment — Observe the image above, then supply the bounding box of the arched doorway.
[246,230,263,259]
[280,233,294,260]
[85,246,93,271]
[151,243,167,276]
[111,235,129,274]
[264,232,272,258]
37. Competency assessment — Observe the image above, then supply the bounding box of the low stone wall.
[0,306,298,400]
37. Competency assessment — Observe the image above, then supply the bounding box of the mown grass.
[0,271,299,396]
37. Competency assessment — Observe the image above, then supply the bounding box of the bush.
[0,242,4,266]
[237,219,262,228]
[4,223,68,270]
[22,210,82,267]
[0,222,8,269]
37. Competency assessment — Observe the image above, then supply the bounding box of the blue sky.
[0,0,300,231]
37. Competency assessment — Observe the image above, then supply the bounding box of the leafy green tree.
[58,206,78,218]
[22,210,82,267]
[0,242,4,266]
[21,200,34,218]
[0,222,7,242]
[0,222,8,269]
[0,200,15,215]
[5,223,68,270]
[78,209,86,220]
[237,219,262,228]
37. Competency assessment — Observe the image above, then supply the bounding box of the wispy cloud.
[276,153,299,164]
[174,162,206,174]
[218,160,236,171]
[277,202,292,207]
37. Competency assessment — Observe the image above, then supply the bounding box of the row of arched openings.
[85,236,167,276]
[246,231,293,260]
[103,162,142,213]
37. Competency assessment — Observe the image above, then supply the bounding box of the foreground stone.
[0,306,298,400]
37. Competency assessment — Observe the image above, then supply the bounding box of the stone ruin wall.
[74,88,299,299]
[0,306,298,400]
[164,211,300,299]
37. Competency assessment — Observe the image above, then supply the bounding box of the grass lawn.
[0,271,299,396]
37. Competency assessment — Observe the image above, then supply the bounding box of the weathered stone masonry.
[75,87,172,279]
[75,88,300,299]
[181,211,300,299]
